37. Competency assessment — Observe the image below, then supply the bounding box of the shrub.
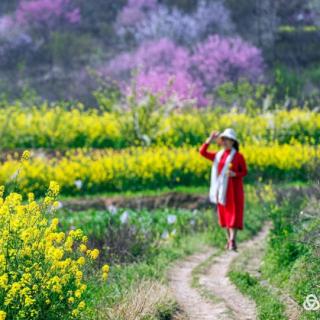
[0,180,109,319]
[58,207,213,263]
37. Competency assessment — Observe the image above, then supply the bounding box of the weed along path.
[168,225,271,320]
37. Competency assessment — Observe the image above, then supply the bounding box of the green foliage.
[57,207,214,263]
[215,65,320,111]
[48,32,95,67]
[274,65,304,101]
[305,64,320,87]
[214,80,275,114]
[92,81,122,113]
[123,87,175,146]
[264,199,307,276]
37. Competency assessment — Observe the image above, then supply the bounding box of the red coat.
[199,143,247,230]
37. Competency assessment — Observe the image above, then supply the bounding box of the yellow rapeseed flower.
[21,150,30,161]
[79,244,87,253]
[102,273,108,281]
[78,301,86,310]
[102,264,109,273]
[68,297,75,304]
[0,182,104,318]
[87,248,99,260]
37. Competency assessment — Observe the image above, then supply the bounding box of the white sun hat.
[219,128,238,142]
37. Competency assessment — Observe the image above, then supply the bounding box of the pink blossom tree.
[190,35,264,89]
[103,35,264,106]
[0,0,80,36]
[104,38,207,105]
[0,0,81,69]
[107,38,190,75]
[133,68,206,105]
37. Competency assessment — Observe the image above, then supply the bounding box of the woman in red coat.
[199,128,247,251]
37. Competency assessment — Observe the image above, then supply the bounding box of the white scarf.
[209,148,236,205]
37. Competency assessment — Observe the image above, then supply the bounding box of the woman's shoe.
[225,240,230,250]
[228,240,237,251]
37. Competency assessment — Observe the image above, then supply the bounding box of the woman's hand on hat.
[206,131,220,144]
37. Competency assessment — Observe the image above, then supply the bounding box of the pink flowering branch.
[16,0,80,28]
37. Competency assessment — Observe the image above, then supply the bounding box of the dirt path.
[168,248,234,320]
[168,226,271,320]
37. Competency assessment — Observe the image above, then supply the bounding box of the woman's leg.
[229,228,237,250]
[226,228,230,240]
[225,228,230,249]
[229,228,237,241]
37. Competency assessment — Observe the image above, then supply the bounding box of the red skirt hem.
[219,223,243,230]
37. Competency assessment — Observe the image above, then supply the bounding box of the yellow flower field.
[0,106,319,148]
[0,143,318,195]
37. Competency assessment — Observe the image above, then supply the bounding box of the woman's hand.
[205,131,220,144]
[228,170,236,177]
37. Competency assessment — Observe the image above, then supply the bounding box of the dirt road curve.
[168,226,271,320]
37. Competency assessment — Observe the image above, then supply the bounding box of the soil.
[62,191,212,211]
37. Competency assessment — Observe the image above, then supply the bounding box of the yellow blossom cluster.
[0,182,109,319]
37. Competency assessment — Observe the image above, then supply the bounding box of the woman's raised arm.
[199,131,220,161]
[199,142,216,161]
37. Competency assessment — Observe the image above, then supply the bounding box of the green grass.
[54,180,290,319]
[228,184,319,320]
[191,250,223,303]
[81,184,271,318]
[229,271,287,320]
[59,185,208,200]
[84,232,213,319]
[59,180,311,201]
[261,189,320,320]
